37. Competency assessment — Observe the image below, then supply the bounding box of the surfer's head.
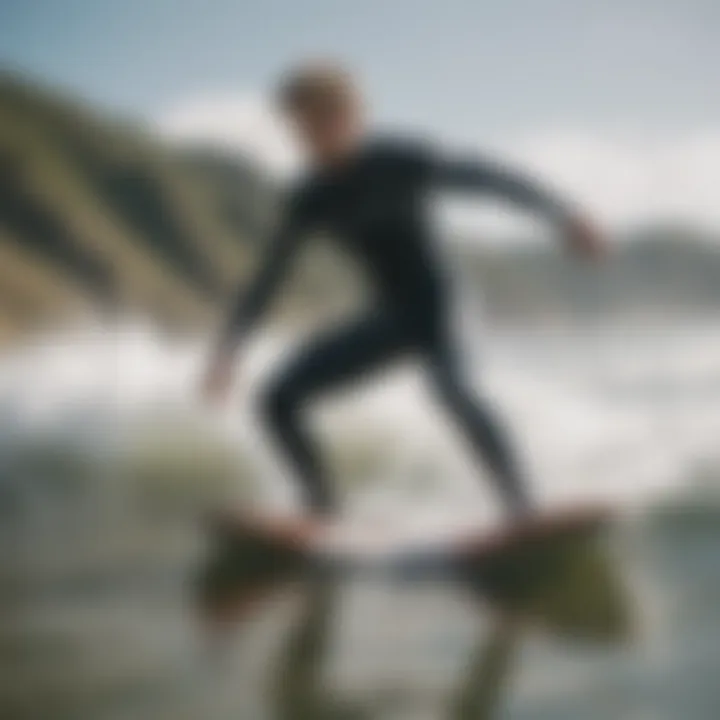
[276,59,364,167]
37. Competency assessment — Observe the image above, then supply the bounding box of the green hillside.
[0,72,269,341]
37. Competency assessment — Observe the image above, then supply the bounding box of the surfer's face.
[285,92,364,168]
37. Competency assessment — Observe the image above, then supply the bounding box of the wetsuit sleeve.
[218,189,312,351]
[429,149,574,225]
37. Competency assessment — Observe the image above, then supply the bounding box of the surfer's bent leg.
[260,312,409,514]
[424,333,530,516]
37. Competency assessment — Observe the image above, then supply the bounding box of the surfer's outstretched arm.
[219,181,318,352]
[201,193,310,403]
[219,221,303,353]
[431,152,605,258]
[435,155,570,221]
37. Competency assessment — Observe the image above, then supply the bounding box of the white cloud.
[154,94,720,234]
[155,94,301,176]
[505,130,720,232]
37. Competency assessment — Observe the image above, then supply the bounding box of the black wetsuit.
[222,137,570,514]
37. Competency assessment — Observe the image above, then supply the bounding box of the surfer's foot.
[304,490,336,518]
[487,463,533,524]
[499,503,610,542]
[505,493,534,525]
[208,507,331,548]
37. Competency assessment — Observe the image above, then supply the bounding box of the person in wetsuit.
[202,61,606,518]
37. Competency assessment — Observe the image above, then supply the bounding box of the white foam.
[1,320,719,529]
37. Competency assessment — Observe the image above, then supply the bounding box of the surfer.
[201,61,606,518]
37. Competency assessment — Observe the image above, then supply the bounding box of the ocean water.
[0,320,719,719]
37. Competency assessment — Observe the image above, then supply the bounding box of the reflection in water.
[272,582,369,720]
[448,619,518,720]
[196,527,629,719]
[198,572,519,720]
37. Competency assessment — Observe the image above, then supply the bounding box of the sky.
[2,0,719,231]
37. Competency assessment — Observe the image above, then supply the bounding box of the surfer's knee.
[260,378,300,430]
[427,363,466,405]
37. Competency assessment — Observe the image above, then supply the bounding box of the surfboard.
[207,504,612,577]
[448,506,623,634]
[200,503,627,639]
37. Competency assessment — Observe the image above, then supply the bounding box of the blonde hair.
[276,60,359,113]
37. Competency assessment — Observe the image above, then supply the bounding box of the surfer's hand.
[563,213,607,261]
[201,350,236,406]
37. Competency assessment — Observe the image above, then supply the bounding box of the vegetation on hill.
[0,72,267,339]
